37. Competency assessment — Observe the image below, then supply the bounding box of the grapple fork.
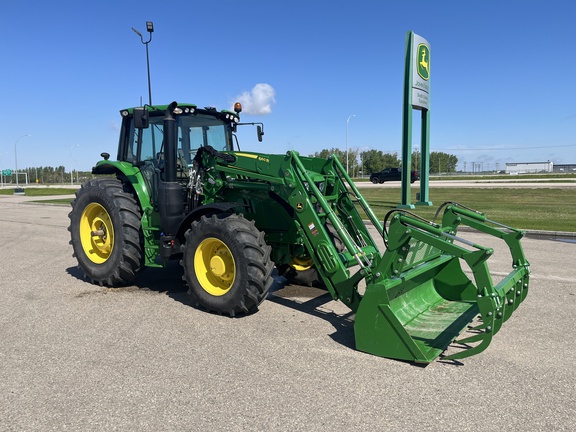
[354,203,530,363]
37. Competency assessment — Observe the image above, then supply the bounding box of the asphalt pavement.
[0,194,574,431]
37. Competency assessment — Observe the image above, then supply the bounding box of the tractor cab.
[101,102,256,245]
[117,103,239,174]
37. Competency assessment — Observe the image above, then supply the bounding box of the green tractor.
[69,101,530,363]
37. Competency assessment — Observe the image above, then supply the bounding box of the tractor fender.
[176,202,245,242]
[92,164,118,175]
[92,161,153,214]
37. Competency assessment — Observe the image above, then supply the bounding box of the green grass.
[357,187,576,232]
[0,187,77,196]
[3,186,574,232]
[0,187,76,205]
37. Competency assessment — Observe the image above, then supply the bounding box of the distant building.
[553,164,576,172]
[505,161,553,175]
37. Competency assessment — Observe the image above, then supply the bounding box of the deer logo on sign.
[417,43,430,80]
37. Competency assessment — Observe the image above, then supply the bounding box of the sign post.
[400,31,432,208]
[1,169,12,187]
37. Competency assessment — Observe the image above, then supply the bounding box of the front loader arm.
[204,149,530,363]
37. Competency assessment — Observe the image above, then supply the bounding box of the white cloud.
[233,83,276,115]
[110,120,120,132]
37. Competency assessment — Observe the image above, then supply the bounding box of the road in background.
[357,179,576,188]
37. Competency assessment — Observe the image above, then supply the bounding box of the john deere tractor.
[69,101,530,363]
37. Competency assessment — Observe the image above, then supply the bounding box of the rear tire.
[181,214,274,316]
[279,260,322,287]
[279,222,344,288]
[68,178,144,286]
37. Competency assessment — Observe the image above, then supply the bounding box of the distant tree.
[429,152,458,173]
[361,150,400,174]
[382,152,401,169]
[346,148,359,175]
[311,147,359,174]
[412,150,421,171]
[312,148,345,165]
[311,148,459,175]
[19,165,92,184]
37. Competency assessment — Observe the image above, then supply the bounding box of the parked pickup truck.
[370,167,420,184]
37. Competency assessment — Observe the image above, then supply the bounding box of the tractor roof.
[119,103,198,115]
[119,103,240,122]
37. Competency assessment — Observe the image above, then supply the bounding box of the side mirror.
[134,106,149,129]
[257,125,264,142]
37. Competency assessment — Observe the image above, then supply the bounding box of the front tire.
[68,178,144,286]
[181,214,274,316]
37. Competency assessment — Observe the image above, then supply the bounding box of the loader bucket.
[354,204,530,363]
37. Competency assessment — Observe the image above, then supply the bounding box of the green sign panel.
[401,31,432,209]
[411,33,430,110]
[2,169,12,176]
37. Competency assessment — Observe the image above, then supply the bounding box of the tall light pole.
[346,115,355,175]
[132,21,154,105]
[14,134,30,188]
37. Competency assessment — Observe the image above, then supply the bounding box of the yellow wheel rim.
[194,237,236,296]
[290,256,314,271]
[80,203,114,264]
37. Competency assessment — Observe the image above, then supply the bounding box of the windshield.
[179,114,231,158]
[125,113,232,166]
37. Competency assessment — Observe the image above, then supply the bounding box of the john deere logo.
[417,43,430,80]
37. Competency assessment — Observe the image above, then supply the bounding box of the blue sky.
[1,0,574,173]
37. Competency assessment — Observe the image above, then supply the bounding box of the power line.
[436,144,575,152]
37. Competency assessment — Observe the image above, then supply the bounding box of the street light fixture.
[14,134,30,189]
[132,21,154,105]
[346,115,355,175]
